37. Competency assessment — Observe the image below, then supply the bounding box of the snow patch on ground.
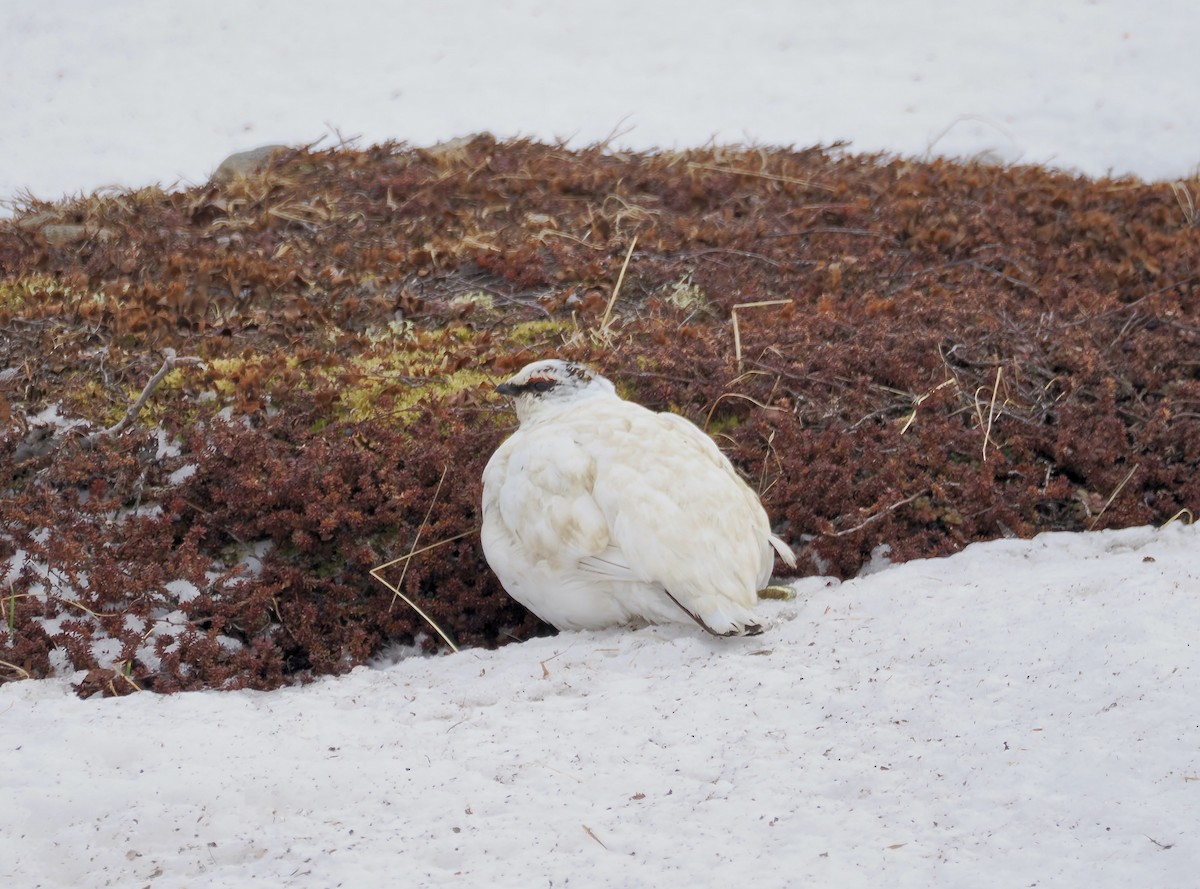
[3,524,1197,887]
[2,0,1197,208]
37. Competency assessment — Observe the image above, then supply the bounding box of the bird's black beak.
[496,382,519,397]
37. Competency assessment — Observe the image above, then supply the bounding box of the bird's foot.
[757,584,796,601]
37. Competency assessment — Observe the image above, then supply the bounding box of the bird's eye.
[528,378,556,393]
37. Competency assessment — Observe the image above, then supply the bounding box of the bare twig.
[832,490,929,537]
[1057,274,1198,328]
[678,247,782,268]
[963,260,1039,295]
[760,227,891,240]
[92,349,205,440]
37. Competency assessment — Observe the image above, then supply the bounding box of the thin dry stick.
[685,161,835,192]
[703,390,785,432]
[397,467,447,601]
[832,490,929,537]
[92,349,205,440]
[980,366,1003,462]
[898,378,957,435]
[370,466,462,652]
[113,665,143,694]
[5,576,109,621]
[8,586,104,620]
[598,236,638,337]
[1089,465,1139,531]
[371,541,466,652]
[730,300,792,371]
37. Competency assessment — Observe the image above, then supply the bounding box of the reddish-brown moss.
[1,138,1197,694]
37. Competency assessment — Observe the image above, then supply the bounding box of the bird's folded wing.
[585,412,769,606]
[577,545,641,581]
[654,410,796,567]
[484,430,612,566]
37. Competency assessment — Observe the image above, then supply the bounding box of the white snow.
[1,0,1197,209]
[3,525,1198,887]
[2,4,1199,886]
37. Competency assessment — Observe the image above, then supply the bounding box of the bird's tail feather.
[770,534,797,568]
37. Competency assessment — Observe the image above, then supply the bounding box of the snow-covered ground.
[2,0,1198,209]
[3,525,1198,887]
[3,3,1199,886]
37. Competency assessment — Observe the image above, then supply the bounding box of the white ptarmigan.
[481,359,796,636]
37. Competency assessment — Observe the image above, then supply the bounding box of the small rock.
[14,211,59,232]
[421,134,491,163]
[426,135,479,155]
[211,145,290,184]
[41,224,115,248]
[13,424,59,464]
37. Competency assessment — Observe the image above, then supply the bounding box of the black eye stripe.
[528,378,556,392]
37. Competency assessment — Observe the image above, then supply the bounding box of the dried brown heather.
[1,137,1197,694]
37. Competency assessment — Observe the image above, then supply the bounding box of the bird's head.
[495,359,617,424]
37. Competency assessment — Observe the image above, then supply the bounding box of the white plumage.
[481,359,795,636]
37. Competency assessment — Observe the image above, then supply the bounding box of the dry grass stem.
[899,378,957,434]
[686,161,834,192]
[582,825,609,850]
[758,427,782,498]
[370,466,462,653]
[0,659,31,680]
[730,300,792,371]
[2,590,105,625]
[703,390,785,433]
[1089,465,1140,530]
[598,236,638,339]
[114,667,142,694]
[979,366,1003,462]
[1160,508,1195,527]
[533,228,603,249]
[370,538,468,653]
[1170,181,1196,226]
